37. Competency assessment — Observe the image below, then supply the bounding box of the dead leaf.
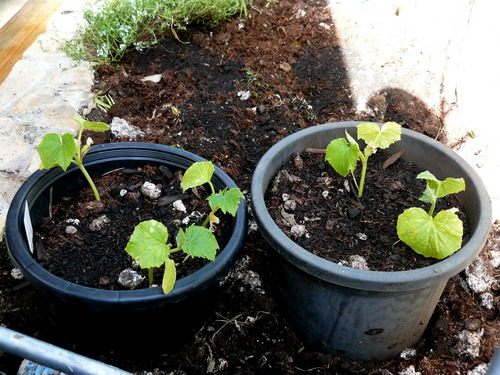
[280,62,291,72]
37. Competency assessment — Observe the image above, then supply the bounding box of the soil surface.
[265,150,470,271]
[1,0,498,374]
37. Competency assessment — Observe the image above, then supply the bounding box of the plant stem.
[428,201,436,217]
[148,268,154,285]
[208,181,216,195]
[74,160,101,201]
[358,158,368,198]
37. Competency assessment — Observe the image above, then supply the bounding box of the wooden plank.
[0,0,65,84]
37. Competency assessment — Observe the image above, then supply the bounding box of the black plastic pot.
[251,122,491,361]
[5,142,247,350]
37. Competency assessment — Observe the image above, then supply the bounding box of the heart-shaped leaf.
[417,171,465,203]
[325,138,360,177]
[38,133,78,171]
[125,220,170,268]
[176,225,218,261]
[180,161,214,191]
[397,207,463,259]
[207,187,244,216]
[357,122,401,150]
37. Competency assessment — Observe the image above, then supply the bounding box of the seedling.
[325,122,401,198]
[397,171,465,259]
[126,161,244,294]
[37,115,110,201]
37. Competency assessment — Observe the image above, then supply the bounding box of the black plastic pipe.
[0,326,133,375]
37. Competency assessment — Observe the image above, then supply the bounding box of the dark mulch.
[0,0,498,374]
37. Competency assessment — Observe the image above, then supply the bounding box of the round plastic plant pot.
[6,142,247,350]
[251,122,491,361]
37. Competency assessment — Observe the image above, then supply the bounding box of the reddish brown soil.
[0,0,498,374]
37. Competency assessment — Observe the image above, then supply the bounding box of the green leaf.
[417,171,465,202]
[180,161,214,191]
[325,138,360,177]
[357,122,401,150]
[81,120,110,132]
[397,207,463,259]
[162,257,176,294]
[176,225,218,261]
[38,133,78,171]
[125,220,170,268]
[207,188,244,216]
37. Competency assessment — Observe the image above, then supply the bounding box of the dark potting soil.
[0,0,498,374]
[35,165,230,290]
[265,150,470,271]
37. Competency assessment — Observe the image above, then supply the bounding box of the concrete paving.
[0,0,498,238]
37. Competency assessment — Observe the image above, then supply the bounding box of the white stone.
[284,199,296,211]
[172,199,187,213]
[236,90,251,100]
[141,182,161,200]
[109,117,144,140]
[479,293,494,309]
[290,224,306,239]
[65,218,80,225]
[349,255,369,270]
[65,225,78,234]
[141,74,162,83]
[118,269,145,289]
[467,363,489,375]
[456,329,484,357]
[10,268,24,280]
[356,233,367,241]
[119,189,128,197]
[490,250,500,268]
[400,348,417,359]
[89,215,110,232]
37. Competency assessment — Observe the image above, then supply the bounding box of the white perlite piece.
[398,366,421,375]
[172,199,187,213]
[290,224,306,239]
[10,268,24,280]
[65,225,77,234]
[283,199,296,211]
[400,348,417,359]
[480,292,494,309]
[467,363,489,375]
[119,189,127,197]
[465,258,494,293]
[456,329,484,357]
[118,269,145,289]
[356,233,367,241]
[141,74,162,83]
[89,215,110,232]
[141,182,161,200]
[348,255,369,270]
[490,250,500,268]
[65,218,80,225]
[236,90,251,100]
[110,117,144,140]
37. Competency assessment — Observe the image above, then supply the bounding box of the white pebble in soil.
[65,218,80,225]
[348,255,369,270]
[400,348,417,359]
[10,268,24,280]
[118,269,146,289]
[172,199,187,213]
[467,363,489,375]
[65,225,78,234]
[456,329,484,357]
[290,224,306,239]
[141,182,161,200]
[89,215,110,232]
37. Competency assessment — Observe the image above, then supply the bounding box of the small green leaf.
[397,207,463,259]
[176,225,218,261]
[325,138,360,177]
[162,257,176,294]
[38,133,78,171]
[180,161,214,191]
[207,188,244,216]
[357,122,401,150]
[81,120,110,132]
[417,171,465,202]
[125,220,170,268]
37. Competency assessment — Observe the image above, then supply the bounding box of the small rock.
[343,179,351,193]
[400,348,417,359]
[89,215,110,232]
[347,208,359,218]
[290,224,306,239]
[282,193,290,202]
[65,225,78,234]
[284,199,296,211]
[182,216,190,225]
[399,366,421,375]
[257,104,266,114]
[141,182,161,200]
[464,319,482,331]
[237,90,251,100]
[480,292,494,309]
[349,255,369,270]
[456,329,483,357]
[110,117,144,140]
[249,221,258,232]
[356,233,367,241]
[118,269,145,289]
[293,154,304,170]
[141,74,162,83]
[490,250,500,268]
[280,208,297,227]
[467,363,489,375]
[119,189,128,197]
[325,220,335,230]
[10,268,24,280]
[465,258,493,293]
[65,218,80,225]
[322,190,330,199]
[172,199,187,213]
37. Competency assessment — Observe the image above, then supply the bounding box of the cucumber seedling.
[37,115,110,201]
[125,161,244,294]
[397,171,465,259]
[325,122,401,198]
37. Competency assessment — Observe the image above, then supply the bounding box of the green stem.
[202,209,217,228]
[428,200,436,217]
[148,268,154,285]
[208,181,216,195]
[358,157,368,198]
[75,160,101,201]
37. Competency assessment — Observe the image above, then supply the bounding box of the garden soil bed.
[0,0,498,374]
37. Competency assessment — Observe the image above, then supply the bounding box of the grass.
[61,0,249,65]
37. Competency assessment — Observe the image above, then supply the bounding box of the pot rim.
[6,142,247,307]
[251,122,492,291]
